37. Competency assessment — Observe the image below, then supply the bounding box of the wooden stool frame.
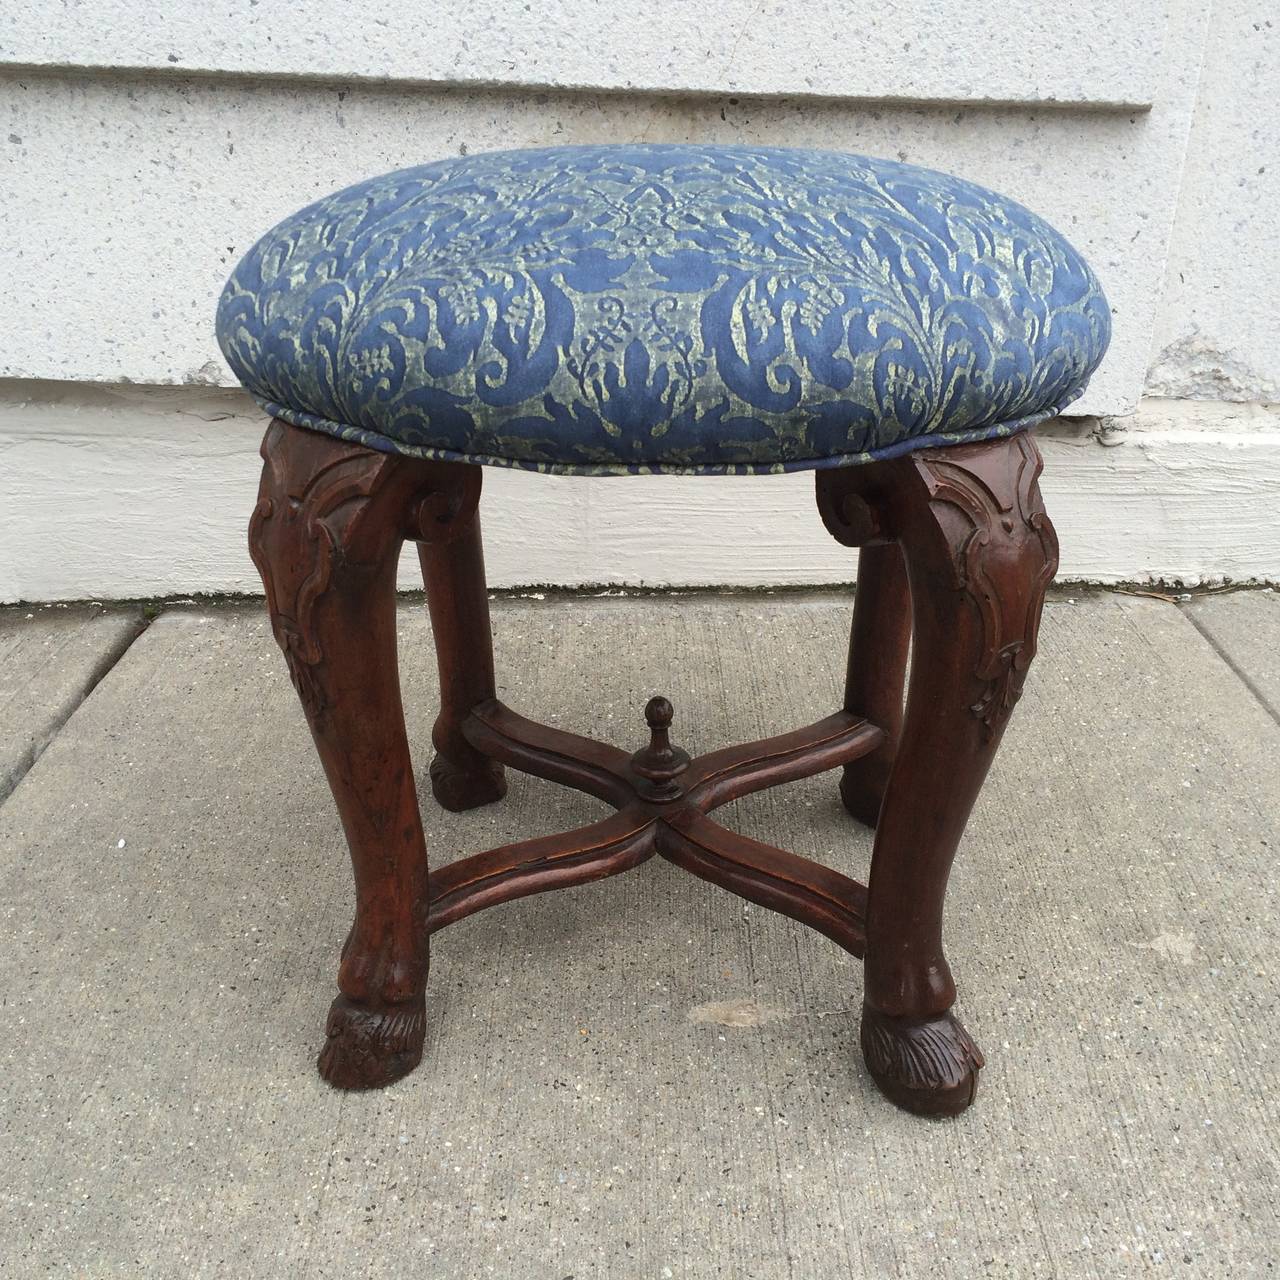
[249,417,1057,1117]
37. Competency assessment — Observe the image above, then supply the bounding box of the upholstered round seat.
[217,144,1109,475]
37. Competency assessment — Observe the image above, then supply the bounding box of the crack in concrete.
[0,609,151,804]
[1179,603,1280,728]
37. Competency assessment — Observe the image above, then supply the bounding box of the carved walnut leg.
[821,433,1058,1116]
[249,418,480,1090]
[838,542,911,827]
[419,496,507,811]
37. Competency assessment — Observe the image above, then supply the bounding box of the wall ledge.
[2,387,1275,602]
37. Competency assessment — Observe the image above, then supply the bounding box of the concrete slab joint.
[0,604,147,802]
[1,593,1278,1274]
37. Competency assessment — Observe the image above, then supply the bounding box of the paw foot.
[317,994,426,1090]
[860,1002,984,1117]
[429,753,507,812]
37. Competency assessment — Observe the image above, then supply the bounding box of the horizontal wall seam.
[0,61,1158,113]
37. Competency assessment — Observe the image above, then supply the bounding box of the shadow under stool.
[217,143,1111,1118]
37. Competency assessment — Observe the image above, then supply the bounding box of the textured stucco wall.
[0,0,1164,106]
[1,0,1277,599]
[0,43,1204,413]
[0,0,1203,407]
[1148,0,1280,401]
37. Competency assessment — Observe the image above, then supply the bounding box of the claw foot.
[860,1002,984,1117]
[317,994,426,1090]
[429,753,507,812]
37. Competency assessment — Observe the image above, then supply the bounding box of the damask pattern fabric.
[216,144,1110,475]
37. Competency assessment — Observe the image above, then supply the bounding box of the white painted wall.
[4,383,1276,601]
[1,0,1276,600]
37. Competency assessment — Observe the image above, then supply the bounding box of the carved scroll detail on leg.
[248,450,383,719]
[248,418,481,1091]
[821,431,1059,1117]
[911,431,1059,739]
[249,420,480,725]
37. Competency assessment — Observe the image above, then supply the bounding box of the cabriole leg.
[862,433,1057,1115]
[248,418,478,1090]
[823,433,1058,1116]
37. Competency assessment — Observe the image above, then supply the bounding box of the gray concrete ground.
[1184,590,1280,718]
[0,604,144,802]
[1,589,1278,1278]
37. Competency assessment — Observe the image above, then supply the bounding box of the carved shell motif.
[916,433,1059,739]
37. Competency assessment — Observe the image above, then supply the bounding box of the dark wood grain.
[426,695,883,937]
[839,543,911,828]
[819,431,1058,1115]
[250,417,1057,1119]
[428,810,658,933]
[250,419,481,1090]
[683,710,884,810]
[659,809,868,957]
[419,491,508,812]
[462,698,636,807]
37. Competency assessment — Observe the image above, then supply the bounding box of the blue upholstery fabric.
[217,145,1110,475]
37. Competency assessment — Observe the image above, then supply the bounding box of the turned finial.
[645,695,673,733]
[630,694,690,802]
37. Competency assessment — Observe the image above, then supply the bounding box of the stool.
[217,144,1109,1117]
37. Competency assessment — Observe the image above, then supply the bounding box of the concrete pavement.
[0,603,144,801]
[1,589,1277,1278]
